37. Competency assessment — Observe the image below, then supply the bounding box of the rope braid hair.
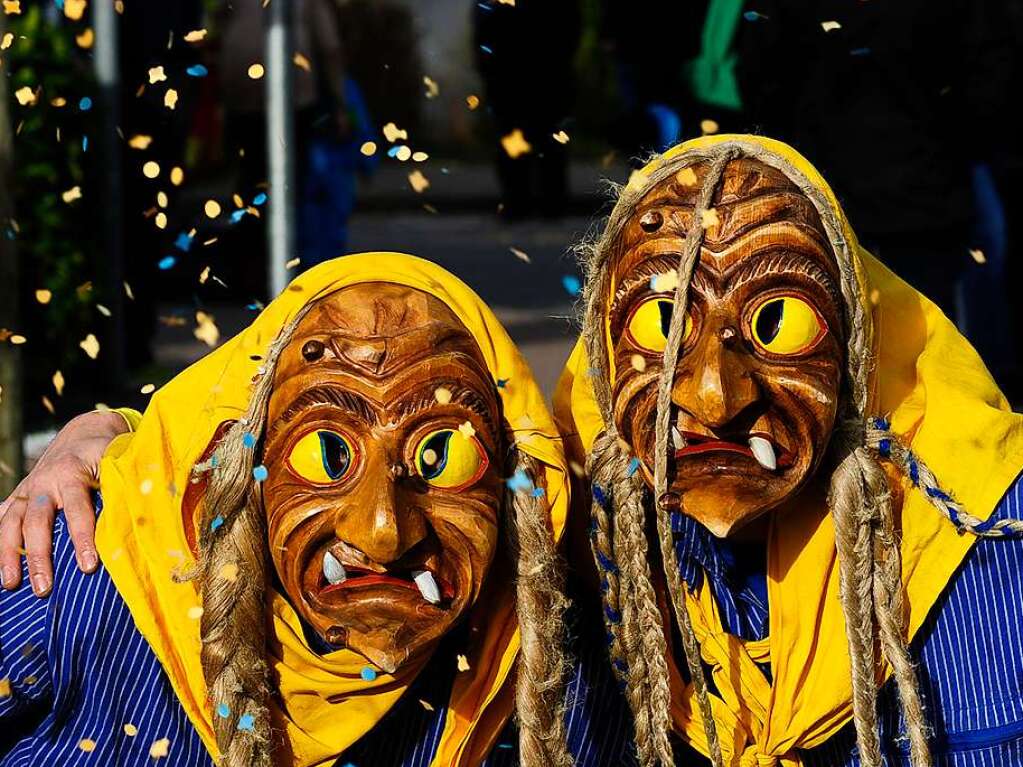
[507,449,574,767]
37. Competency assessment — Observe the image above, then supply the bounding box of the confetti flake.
[194,311,220,347]
[0,678,11,698]
[128,134,153,149]
[458,421,476,439]
[247,63,264,80]
[139,478,153,495]
[123,723,138,737]
[408,170,430,193]
[421,448,438,467]
[510,247,531,264]
[157,191,168,208]
[64,0,86,20]
[457,654,470,672]
[140,383,156,395]
[466,94,480,110]
[821,20,842,32]
[434,387,452,405]
[970,248,987,264]
[700,119,719,135]
[148,66,167,84]
[216,703,230,718]
[184,29,207,43]
[252,465,268,482]
[360,141,377,156]
[97,304,112,317]
[1,32,12,48]
[187,606,204,620]
[562,275,582,296]
[630,354,647,372]
[2,0,20,14]
[9,334,26,345]
[552,130,570,144]
[143,161,160,179]
[186,64,208,77]
[392,145,412,161]
[155,214,168,230]
[14,86,37,106]
[285,257,300,269]
[42,396,55,414]
[204,199,221,218]
[219,563,239,582]
[75,28,94,48]
[701,208,720,230]
[360,666,377,681]
[412,151,429,162]
[78,738,96,753]
[423,75,439,98]
[149,737,170,759]
[164,89,178,110]
[419,699,435,712]
[651,270,679,293]
[170,167,184,186]
[500,129,531,158]
[676,167,698,187]
[35,289,51,304]
[382,122,408,142]
[52,370,64,396]
[293,52,311,71]
[80,333,100,359]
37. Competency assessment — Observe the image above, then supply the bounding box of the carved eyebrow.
[266,386,376,444]
[721,250,842,306]
[392,382,499,437]
[609,251,685,325]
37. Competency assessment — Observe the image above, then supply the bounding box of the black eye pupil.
[657,300,673,338]
[420,431,452,480]
[756,299,784,343]
[318,432,351,480]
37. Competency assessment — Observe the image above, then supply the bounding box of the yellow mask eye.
[749,295,825,356]
[625,297,692,353]
[415,428,488,490]
[287,430,356,484]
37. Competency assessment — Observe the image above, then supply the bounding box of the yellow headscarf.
[96,253,569,767]
[554,135,1023,764]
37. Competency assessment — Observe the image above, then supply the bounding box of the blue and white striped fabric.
[675,472,1023,765]
[0,514,635,766]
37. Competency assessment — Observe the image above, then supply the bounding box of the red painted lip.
[673,431,793,468]
[318,566,456,601]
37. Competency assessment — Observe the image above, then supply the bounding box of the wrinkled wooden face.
[608,159,845,537]
[262,283,502,672]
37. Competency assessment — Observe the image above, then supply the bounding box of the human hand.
[0,410,129,596]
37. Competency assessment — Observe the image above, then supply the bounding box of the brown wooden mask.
[608,159,846,536]
[260,283,503,672]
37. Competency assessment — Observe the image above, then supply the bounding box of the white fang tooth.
[671,426,684,450]
[748,436,778,471]
[323,551,347,585]
[412,570,442,604]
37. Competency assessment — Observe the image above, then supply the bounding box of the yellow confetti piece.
[568,460,585,477]
[293,52,311,71]
[50,96,67,107]
[230,193,243,209]
[701,208,720,230]
[170,167,184,186]
[9,334,25,345]
[382,122,408,142]
[157,191,168,208]
[456,654,470,672]
[183,28,207,43]
[149,737,170,759]
[0,678,10,698]
[700,118,719,135]
[970,248,987,264]
[155,212,167,230]
[394,145,412,161]
[128,134,153,150]
[42,396,55,414]
[411,151,429,162]
[142,160,160,179]
[148,66,167,84]
[63,0,85,20]
[631,354,647,372]
[434,387,452,404]
[219,563,239,582]
[114,0,123,12]
[123,723,138,737]
[500,129,531,159]
[247,63,264,80]
[35,289,51,304]
[52,370,65,396]
[78,738,96,753]
[552,130,570,144]
[510,247,531,264]
[360,141,377,156]
[821,20,842,31]
[97,304,111,317]
[204,199,221,218]
[458,421,476,440]
[199,265,211,284]
[286,257,300,269]
[408,170,430,193]
[497,0,515,4]
[3,0,21,14]
[76,27,94,48]
[423,75,439,98]
[14,86,36,106]
[139,478,153,495]
[62,185,82,203]
[194,311,220,347]
[676,167,698,187]
[1,32,13,49]
[140,383,156,395]
[124,281,135,300]
[22,674,37,685]
[651,269,679,293]
[164,89,178,110]
[419,699,435,711]
[466,94,480,110]
[869,288,881,306]
[79,333,100,359]
[187,606,204,620]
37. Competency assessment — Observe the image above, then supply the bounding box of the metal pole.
[93,0,126,382]
[265,0,295,298]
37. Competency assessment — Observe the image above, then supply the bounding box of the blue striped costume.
[0,511,635,766]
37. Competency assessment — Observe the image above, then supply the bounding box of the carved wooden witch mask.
[608,158,847,536]
[259,283,503,672]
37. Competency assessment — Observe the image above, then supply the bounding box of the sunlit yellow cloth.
[554,135,1023,765]
[96,253,570,767]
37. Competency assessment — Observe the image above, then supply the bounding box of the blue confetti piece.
[561,275,582,296]
[210,455,219,468]
[55,0,64,8]
[158,255,176,270]
[252,465,268,482]
[743,10,766,21]
[216,703,230,718]
[252,192,267,206]
[246,302,263,311]
[505,468,532,493]
[479,44,493,54]
[531,487,545,497]
[82,136,88,151]
[230,209,247,224]
[496,378,509,388]
[627,457,642,477]
[211,515,224,531]
[174,232,194,252]
[186,64,208,77]
[360,666,377,681]
[498,743,514,749]
[79,96,92,111]
[850,47,872,56]
[387,146,402,158]
[237,713,254,731]
[242,432,256,449]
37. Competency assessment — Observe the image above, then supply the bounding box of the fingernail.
[82,550,98,571]
[31,575,50,596]
[1,567,15,589]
